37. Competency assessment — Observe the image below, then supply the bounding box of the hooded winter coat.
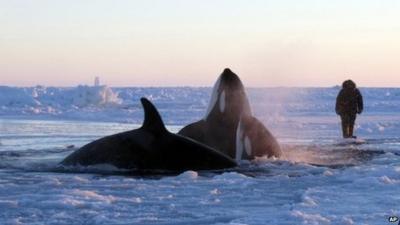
[335,80,363,115]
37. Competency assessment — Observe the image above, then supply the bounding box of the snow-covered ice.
[1,86,400,225]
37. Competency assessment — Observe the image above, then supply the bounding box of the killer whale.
[61,98,237,171]
[178,68,282,160]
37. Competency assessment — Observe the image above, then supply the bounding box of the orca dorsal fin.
[140,98,168,134]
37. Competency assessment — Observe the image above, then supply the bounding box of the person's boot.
[342,124,349,138]
[349,124,356,139]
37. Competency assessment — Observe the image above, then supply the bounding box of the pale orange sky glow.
[1,0,399,87]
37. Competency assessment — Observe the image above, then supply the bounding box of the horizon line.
[1,84,399,89]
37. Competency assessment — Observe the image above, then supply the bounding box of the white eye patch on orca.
[219,90,226,113]
[203,76,222,120]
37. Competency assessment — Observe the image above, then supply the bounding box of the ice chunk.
[71,85,121,107]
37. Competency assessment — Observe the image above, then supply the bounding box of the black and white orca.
[61,98,237,171]
[178,68,282,160]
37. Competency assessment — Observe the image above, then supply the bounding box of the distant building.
[94,77,100,87]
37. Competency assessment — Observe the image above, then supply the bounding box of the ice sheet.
[1,87,399,224]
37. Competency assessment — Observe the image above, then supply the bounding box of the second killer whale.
[179,68,282,160]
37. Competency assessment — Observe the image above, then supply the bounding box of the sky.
[0,0,399,87]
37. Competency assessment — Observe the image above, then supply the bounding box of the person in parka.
[335,80,363,138]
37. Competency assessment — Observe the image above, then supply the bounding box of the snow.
[0,85,122,126]
[1,86,400,224]
[71,85,121,107]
